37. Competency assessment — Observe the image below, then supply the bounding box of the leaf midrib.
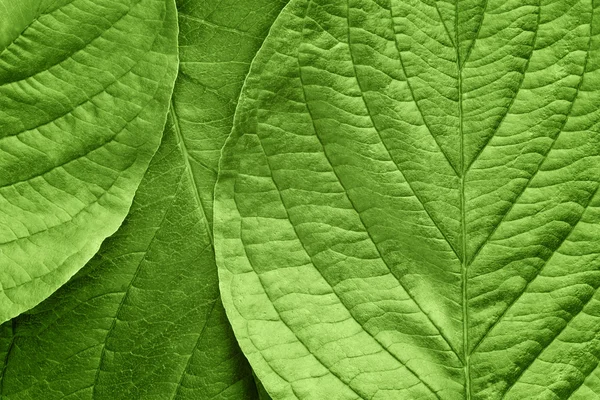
[455,1,589,398]
[456,15,471,400]
[456,2,526,397]
[170,100,213,242]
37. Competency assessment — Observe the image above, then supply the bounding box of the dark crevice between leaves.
[0,319,17,397]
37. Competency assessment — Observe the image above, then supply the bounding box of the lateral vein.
[346,0,462,360]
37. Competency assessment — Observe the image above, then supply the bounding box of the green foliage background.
[2,0,600,399]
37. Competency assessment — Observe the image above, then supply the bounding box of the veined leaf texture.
[2,0,600,399]
[215,0,600,399]
[0,0,179,323]
[0,0,285,398]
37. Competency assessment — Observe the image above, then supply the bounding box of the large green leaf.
[0,0,178,322]
[0,126,255,399]
[0,0,287,398]
[215,0,600,398]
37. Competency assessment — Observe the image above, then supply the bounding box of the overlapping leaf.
[0,0,286,398]
[0,0,179,322]
[215,0,600,398]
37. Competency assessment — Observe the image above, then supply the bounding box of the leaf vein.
[387,0,460,177]
[464,2,541,172]
[346,0,462,360]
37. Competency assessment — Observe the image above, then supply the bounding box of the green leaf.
[0,127,255,399]
[0,0,287,398]
[215,0,600,398]
[0,0,179,322]
[255,373,274,400]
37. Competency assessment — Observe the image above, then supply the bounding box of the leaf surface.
[0,0,287,398]
[215,0,600,398]
[0,0,179,322]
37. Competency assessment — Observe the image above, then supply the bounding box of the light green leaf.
[0,0,179,322]
[255,374,274,400]
[0,0,287,398]
[215,0,600,398]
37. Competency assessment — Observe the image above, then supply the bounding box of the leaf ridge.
[91,168,187,399]
[247,127,437,399]
[217,0,600,397]
[170,101,213,240]
[501,276,600,398]
[235,215,368,400]
[0,0,144,87]
[464,1,541,172]
[346,0,462,360]
[459,0,488,70]
[569,361,600,399]
[470,181,600,360]
[455,1,471,397]
[170,295,220,400]
[387,0,460,177]
[346,3,461,267]
[433,1,456,47]
[466,0,591,269]
[299,5,455,392]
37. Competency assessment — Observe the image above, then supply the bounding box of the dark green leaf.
[0,0,287,398]
[0,0,179,322]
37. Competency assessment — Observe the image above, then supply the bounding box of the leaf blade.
[215,0,600,398]
[0,0,179,322]
[0,0,289,398]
